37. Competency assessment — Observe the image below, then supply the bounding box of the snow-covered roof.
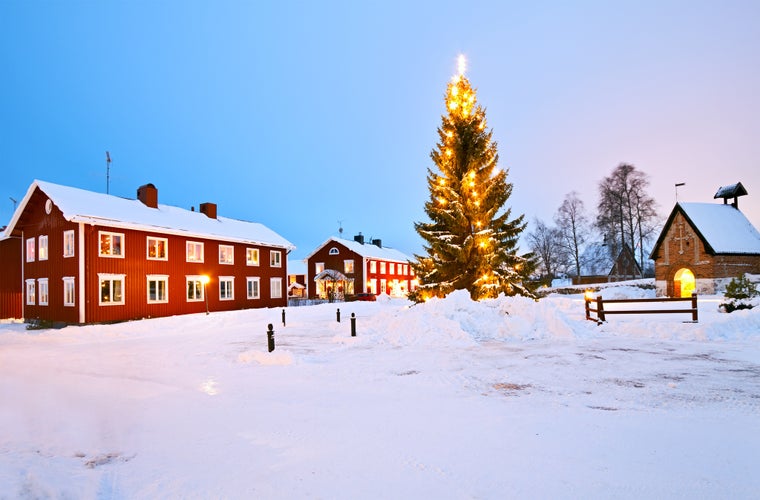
[714,182,747,200]
[654,202,760,255]
[5,180,295,250]
[304,236,412,263]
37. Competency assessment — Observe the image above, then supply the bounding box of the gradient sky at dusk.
[2,1,759,259]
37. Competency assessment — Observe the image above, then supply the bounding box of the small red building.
[304,234,415,300]
[650,183,760,297]
[1,180,294,324]
[0,233,23,320]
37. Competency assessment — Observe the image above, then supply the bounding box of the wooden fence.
[585,293,698,323]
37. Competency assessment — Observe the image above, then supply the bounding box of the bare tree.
[596,163,657,277]
[554,191,590,279]
[526,218,564,281]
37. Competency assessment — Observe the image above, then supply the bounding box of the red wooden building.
[0,232,22,319]
[1,180,294,324]
[304,234,416,300]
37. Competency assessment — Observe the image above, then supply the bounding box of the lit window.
[270,250,282,267]
[380,262,386,274]
[186,241,204,263]
[219,277,234,300]
[38,278,49,305]
[329,247,339,255]
[186,276,205,302]
[344,260,354,274]
[99,232,124,257]
[246,248,260,266]
[26,238,35,262]
[219,245,234,265]
[389,263,395,274]
[25,279,35,305]
[247,277,260,299]
[369,279,377,294]
[270,277,282,299]
[147,237,168,260]
[147,275,169,303]
[63,277,75,307]
[63,230,75,258]
[370,261,377,273]
[315,262,325,274]
[380,279,387,294]
[39,235,48,261]
[99,274,125,305]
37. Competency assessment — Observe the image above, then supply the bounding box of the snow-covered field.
[2,286,759,499]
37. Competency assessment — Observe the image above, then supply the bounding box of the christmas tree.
[411,56,536,301]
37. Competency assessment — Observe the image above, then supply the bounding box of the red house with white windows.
[0,180,294,324]
[305,234,416,300]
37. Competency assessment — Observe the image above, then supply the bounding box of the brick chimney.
[354,233,365,244]
[199,202,217,219]
[371,238,382,248]
[137,183,158,208]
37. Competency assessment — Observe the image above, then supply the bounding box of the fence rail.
[585,293,698,323]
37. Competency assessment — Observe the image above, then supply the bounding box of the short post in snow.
[691,292,698,322]
[350,312,356,337]
[596,295,606,322]
[282,309,286,327]
[267,323,275,353]
[336,308,341,323]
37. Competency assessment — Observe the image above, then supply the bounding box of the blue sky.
[2,1,759,259]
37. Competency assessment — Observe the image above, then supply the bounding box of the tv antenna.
[338,220,344,236]
[106,151,112,194]
[675,182,685,202]
[9,197,17,211]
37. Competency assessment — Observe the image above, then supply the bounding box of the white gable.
[305,236,412,263]
[680,202,760,254]
[6,180,294,250]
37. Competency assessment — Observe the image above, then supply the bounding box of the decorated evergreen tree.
[411,56,536,301]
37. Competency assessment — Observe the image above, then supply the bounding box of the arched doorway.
[673,268,696,297]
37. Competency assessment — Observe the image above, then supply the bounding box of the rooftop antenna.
[675,182,685,202]
[106,151,112,194]
[337,220,344,236]
[9,197,17,211]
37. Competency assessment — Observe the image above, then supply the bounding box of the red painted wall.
[0,237,22,319]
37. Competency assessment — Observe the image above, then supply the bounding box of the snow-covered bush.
[719,274,759,313]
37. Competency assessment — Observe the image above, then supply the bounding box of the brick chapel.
[650,182,760,297]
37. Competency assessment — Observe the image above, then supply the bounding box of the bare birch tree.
[554,191,590,279]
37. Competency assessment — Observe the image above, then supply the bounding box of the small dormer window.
[329,247,339,255]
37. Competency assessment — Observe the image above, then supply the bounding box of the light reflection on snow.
[199,378,219,396]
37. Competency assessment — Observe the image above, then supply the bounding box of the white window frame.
[219,245,234,265]
[147,236,168,261]
[344,259,354,274]
[219,276,234,301]
[246,248,260,266]
[38,278,49,305]
[25,279,35,305]
[329,247,339,255]
[99,231,124,258]
[186,275,205,302]
[270,277,283,299]
[369,278,377,294]
[389,262,395,274]
[246,277,260,299]
[370,260,377,273]
[270,250,282,268]
[38,235,48,261]
[186,241,204,263]
[380,262,386,274]
[98,273,126,305]
[63,277,75,307]
[147,274,169,304]
[315,262,325,274]
[26,238,35,262]
[63,230,75,258]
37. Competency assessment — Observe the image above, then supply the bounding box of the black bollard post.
[336,307,341,323]
[282,309,286,327]
[267,323,275,352]
[350,312,356,337]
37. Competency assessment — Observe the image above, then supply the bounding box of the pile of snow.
[1,286,759,498]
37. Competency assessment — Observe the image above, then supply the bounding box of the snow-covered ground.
[2,286,759,499]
